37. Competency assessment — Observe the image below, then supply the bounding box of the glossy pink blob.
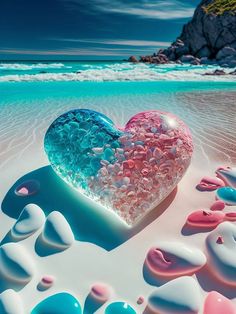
[187,210,225,228]
[91,283,110,302]
[137,296,145,305]
[145,246,205,278]
[146,247,172,275]
[40,275,54,288]
[216,236,224,244]
[15,180,40,197]
[187,210,236,229]
[17,187,29,195]
[203,291,236,314]
[196,176,225,191]
[224,212,236,221]
[210,200,225,211]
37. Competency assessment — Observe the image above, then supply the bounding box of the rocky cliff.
[137,0,236,67]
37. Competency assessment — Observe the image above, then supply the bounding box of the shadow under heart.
[1,165,177,251]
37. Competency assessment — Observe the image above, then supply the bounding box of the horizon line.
[0,59,128,62]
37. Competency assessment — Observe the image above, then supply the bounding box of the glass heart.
[44,109,193,225]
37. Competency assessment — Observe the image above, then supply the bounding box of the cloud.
[61,0,195,20]
[51,38,171,47]
[1,37,170,57]
[0,47,157,56]
[105,39,170,47]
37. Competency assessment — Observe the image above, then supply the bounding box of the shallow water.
[0,80,236,178]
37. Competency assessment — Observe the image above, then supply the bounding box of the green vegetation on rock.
[203,0,236,15]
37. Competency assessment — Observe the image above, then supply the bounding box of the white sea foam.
[0,63,235,82]
[0,62,68,70]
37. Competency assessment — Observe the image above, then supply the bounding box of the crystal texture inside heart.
[44,109,193,225]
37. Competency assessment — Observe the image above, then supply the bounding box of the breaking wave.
[0,62,68,70]
[0,62,235,82]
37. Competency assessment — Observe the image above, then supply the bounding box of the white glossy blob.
[206,221,236,285]
[0,289,24,314]
[216,167,236,188]
[0,243,34,283]
[148,276,201,314]
[42,211,74,249]
[11,203,45,240]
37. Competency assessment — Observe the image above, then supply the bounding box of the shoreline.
[0,62,236,83]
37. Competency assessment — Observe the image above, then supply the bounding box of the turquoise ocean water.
[0,61,236,175]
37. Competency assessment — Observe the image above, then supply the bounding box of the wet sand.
[0,82,236,312]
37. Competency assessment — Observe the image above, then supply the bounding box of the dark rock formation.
[204,69,226,75]
[175,0,236,60]
[135,0,236,67]
[140,53,168,64]
[128,56,138,63]
[216,47,236,60]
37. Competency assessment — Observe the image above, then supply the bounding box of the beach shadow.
[196,240,236,299]
[142,307,156,314]
[1,165,177,251]
[36,282,51,292]
[131,187,177,240]
[142,263,169,287]
[34,233,68,257]
[0,229,34,246]
[83,292,105,314]
[196,264,236,299]
[0,273,29,293]
[0,231,14,246]
[181,223,214,236]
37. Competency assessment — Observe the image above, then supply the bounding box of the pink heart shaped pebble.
[45,110,193,225]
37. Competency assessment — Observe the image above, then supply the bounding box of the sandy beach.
[0,75,236,312]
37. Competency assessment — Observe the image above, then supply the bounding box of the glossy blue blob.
[31,292,82,314]
[105,302,136,314]
[216,187,236,205]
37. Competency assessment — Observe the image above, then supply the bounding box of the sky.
[0,0,200,60]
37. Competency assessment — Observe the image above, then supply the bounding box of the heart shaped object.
[44,109,193,225]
